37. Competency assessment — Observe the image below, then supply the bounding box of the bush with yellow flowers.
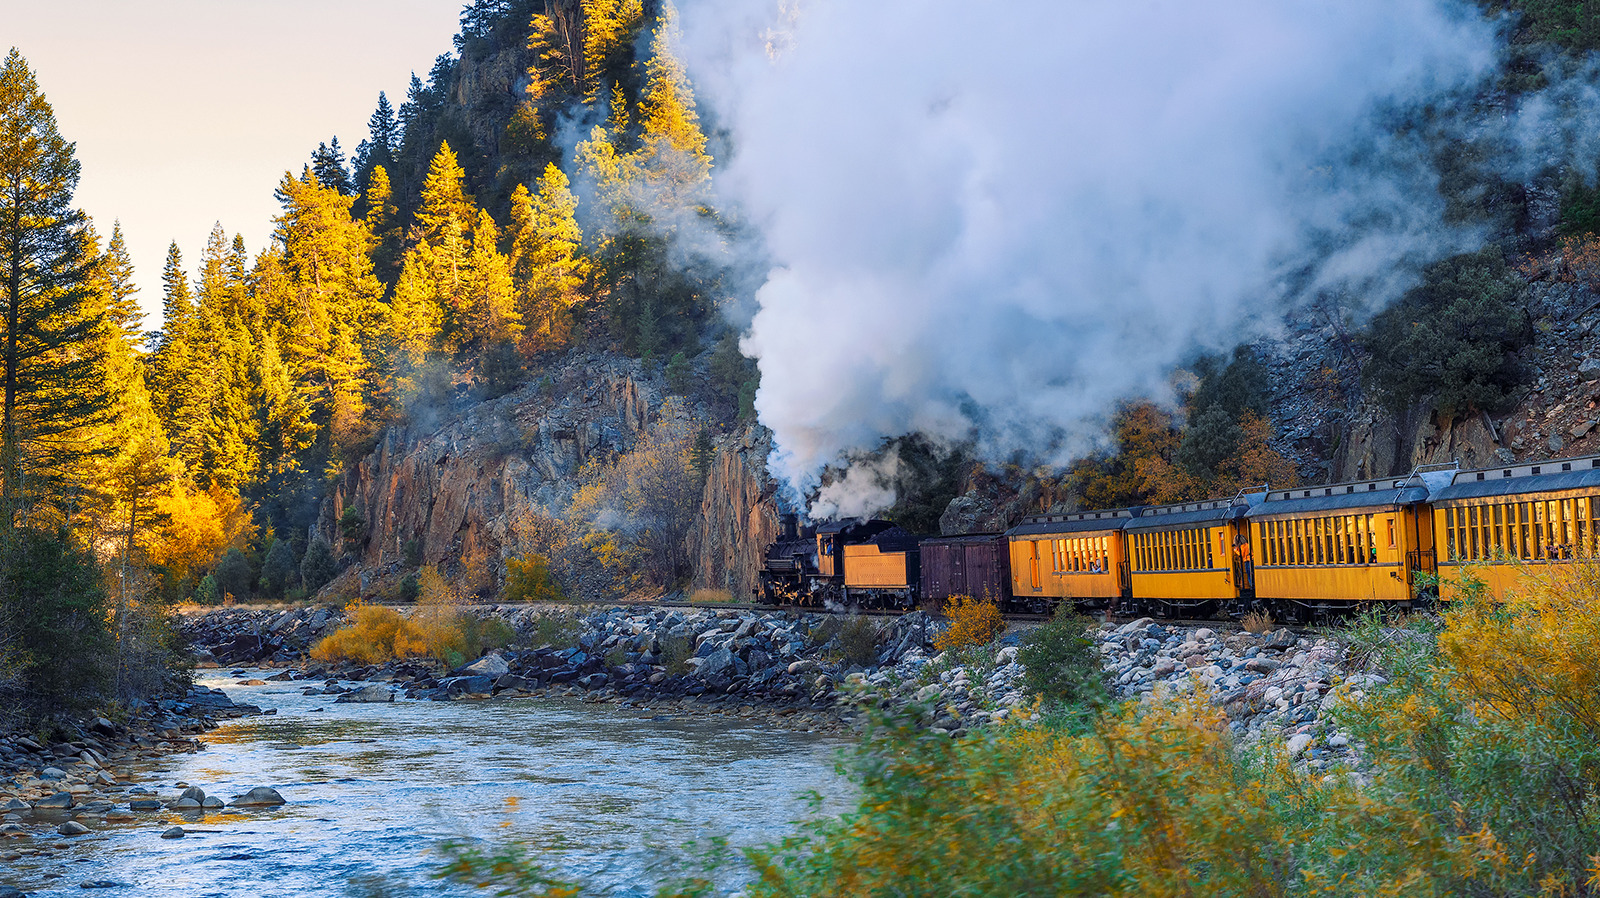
[933,594,1005,653]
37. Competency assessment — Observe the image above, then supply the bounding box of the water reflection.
[2,672,849,897]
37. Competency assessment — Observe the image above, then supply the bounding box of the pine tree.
[582,0,646,102]
[638,3,708,167]
[147,242,197,440]
[363,164,402,286]
[0,50,114,523]
[311,138,352,195]
[357,92,398,184]
[415,141,474,243]
[269,168,383,462]
[461,208,520,354]
[509,164,588,350]
[99,223,142,338]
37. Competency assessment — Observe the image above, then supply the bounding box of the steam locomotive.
[756,453,1600,622]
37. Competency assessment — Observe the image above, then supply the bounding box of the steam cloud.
[676,1,1565,518]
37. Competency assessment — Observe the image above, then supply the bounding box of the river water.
[3,672,851,897]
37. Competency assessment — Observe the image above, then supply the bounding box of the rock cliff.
[329,352,659,594]
[321,349,780,601]
[688,427,781,600]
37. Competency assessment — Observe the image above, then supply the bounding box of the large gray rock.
[180,786,206,803]
[57,820,89,835]
[161,826,185,839]
[229,786,286,807]
[1580,357,1600,381]
[334,685,394,703]
[33,791,72,809]
[454,653,510,678]
[701,646,735,678]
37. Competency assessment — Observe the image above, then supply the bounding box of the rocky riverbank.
[0,685,277,875]
[178,604,1372,761]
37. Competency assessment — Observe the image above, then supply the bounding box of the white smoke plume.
[674,0,1544,518]
[809,446,901,521]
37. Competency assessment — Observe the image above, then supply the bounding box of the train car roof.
[921,532,1007,545]
[1251,468,1455,519]
[855,525,922,551]
[1123,495,1260,531]
[1432,455,1600,502]
[1007,508,1138,537]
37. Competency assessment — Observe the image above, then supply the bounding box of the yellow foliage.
[504,553,565,603]
[145,483,255,581]
[1437,561,1600,739]
[933,594,1005,652]
[310,574,514,668]
[309,601,430,666]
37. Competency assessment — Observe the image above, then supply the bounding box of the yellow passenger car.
[1431,455,1600,600]
[1249,468,1453,619]
[1005,509,1134,613]
[1124,496,1260,617]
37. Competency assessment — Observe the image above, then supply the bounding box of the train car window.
[1532,502,1545,558]
[1580,499,1592,557]
[1564,500,1576,555]
[1386,517,1396,550]
[1466,506,1478,560]
[1315,518,1327,566]
[1491,504,1503,558]
[1481,506,1493,560]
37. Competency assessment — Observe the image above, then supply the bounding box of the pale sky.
[8,0,467,328]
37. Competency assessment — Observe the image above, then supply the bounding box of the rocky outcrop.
[333,352,662,594]
[688,426,780,599]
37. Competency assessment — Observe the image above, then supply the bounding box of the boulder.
[128,800,161,811]
[57,820,90,835]
[168,798,201,810]
[701,646,735,678]
[229,786,286,807]
[0,798,28,812]
[492,674,535,693]
[334,685,394,703]
[441,676,494,696]
[180,786,206,803]
[161,826,185,839]
[453,653,511,679]
[34,791,73,809]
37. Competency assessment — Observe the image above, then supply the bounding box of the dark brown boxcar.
[920,533,1011,607]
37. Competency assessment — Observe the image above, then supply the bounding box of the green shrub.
[214,547,253,602]
[259,538,298,598]
[1017,609,1106,711]
[528,610,581,648]
[834,616,880,667]
[1361,247,1531,419]
[300,538,337,592]
[0,528,113,720]
[659,633,694,674]
[397,574,420,603]
[194,574,221,605]
[339,506,367,542]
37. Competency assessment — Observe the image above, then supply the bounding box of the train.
[756,453,1600,622]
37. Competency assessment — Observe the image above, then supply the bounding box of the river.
[2,672,851,897]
